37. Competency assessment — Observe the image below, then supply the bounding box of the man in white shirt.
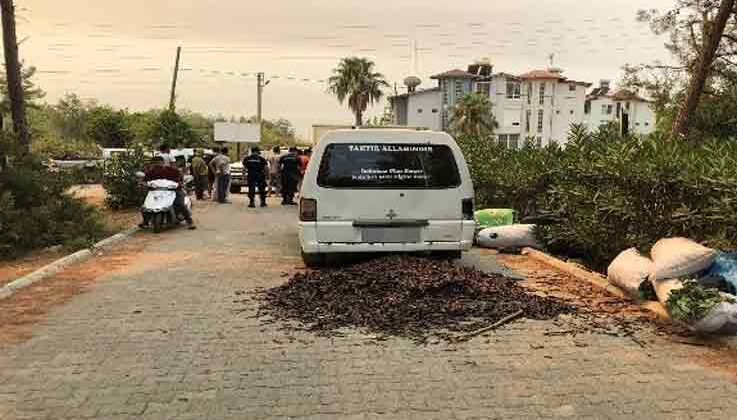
[213,147,232,203]
[158,144,175,167]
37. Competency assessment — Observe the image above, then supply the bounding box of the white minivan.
[298,129,476,266]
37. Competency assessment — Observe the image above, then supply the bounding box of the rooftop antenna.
[412,38,419,74]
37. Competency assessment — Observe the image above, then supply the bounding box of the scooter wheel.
[152,213,164,234]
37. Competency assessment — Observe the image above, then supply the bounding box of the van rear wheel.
[301,251,325,268]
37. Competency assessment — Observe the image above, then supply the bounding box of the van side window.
[317,144,461,189]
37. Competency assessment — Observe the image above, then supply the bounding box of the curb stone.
[0,227,140,301]
[521,247,670,320]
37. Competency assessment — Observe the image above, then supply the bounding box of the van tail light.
[300,198,317,222]
[462,198,474,220]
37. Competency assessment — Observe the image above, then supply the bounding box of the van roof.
[320,129,455,145]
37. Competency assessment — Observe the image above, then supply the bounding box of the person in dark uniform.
[279,147,300,205]
[244,146,268,208]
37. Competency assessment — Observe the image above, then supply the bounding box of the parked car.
[298,129,475,267]
[229,161,247,193]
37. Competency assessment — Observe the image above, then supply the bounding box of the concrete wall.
[584,98,656,136]
[551,82,588,145]
[407,90,442,131]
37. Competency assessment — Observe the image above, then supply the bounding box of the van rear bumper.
[299,221,475,254]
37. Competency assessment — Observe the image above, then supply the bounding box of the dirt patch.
[0,236,154,346]
[0,248,66,288]
[0,184,139,283]
[493,249,737,380]
[70,184,139,234]
[495,251,656,320]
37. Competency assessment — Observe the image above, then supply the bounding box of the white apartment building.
[584,80,656,135]
[389,63,656,147]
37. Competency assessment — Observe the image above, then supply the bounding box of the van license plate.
[362,227,421,243]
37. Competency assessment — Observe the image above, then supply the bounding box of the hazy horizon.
[15,0,674,139]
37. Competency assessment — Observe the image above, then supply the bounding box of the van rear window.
[317,143,461,189]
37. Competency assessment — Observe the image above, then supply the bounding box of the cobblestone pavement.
[2,197,737,420]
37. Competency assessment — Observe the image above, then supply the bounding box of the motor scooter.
[136,172,194,233]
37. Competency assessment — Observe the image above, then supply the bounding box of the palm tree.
[328,57,389,126]
[449,93,498,138]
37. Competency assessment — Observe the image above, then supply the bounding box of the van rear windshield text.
[317,143,461,189]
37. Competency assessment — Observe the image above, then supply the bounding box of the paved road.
[2,196,737,420]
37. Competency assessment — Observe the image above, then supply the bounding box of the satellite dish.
[404,76,422,90]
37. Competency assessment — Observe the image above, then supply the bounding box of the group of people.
[160,143,312,208]
[189,146,232,204]
[242,146,311,207]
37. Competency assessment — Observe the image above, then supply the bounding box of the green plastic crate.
[474,208,516,229]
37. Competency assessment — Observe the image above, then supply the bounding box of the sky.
[15,0,675,139]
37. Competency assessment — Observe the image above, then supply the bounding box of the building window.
[506,81,521,99]
[645,122,650,126]
[431,108,438,113]
[616,103,621,118]
[527,83,532,104]
[476,82,490,97]
[498,134,509,147]
[626,102,631,111]
[539,83,545,105]
[454,80,464,98]
[602,104,613,115]
[570,109,574,115]
[569,83,576,92]
[417,108,423,113]
[509,134,520,149]
[525,110,531,132]
[584,101,591,114]
[536,136,543,147]
[537,109,544,133]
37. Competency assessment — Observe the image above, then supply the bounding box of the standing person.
[158,144,175,167]
[190,149,209,200]
[267,146,282,196]
[215,147,231,204]
[244,147,268,208]
[209,147,223,202]
[279,147,300,205]
[297,149,308,193]
[205,148,218,199]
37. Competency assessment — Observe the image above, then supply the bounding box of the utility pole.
[256,72,264,141]
[1,0,29,153]
[169,46,182,112]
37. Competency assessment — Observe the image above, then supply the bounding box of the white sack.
[476,225,541,249]
[653,278,685,304]
[607,248,653,297]
[650,237,717,281]
[692,301,737,333]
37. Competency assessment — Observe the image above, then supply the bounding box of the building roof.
[589,86,611,97]
[388,87,441,100]
[518,69,567,80]
[568,80,593,87]
[611,89,649,102]
[430,69,477,79]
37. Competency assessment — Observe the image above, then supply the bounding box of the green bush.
[0,156,106,259]
[457,134,563,216]
[460,126,737,271]
[101,144,148,209]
